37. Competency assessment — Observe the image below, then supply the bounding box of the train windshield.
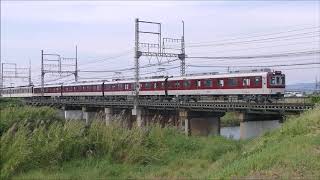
[270,74,285,86]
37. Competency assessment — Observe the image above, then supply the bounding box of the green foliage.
[0,105,62,136]
[1,104,319,179]
[0,98,23,109]
[310,95,320,104]
[221,112,240,127]
[0,105,242,179]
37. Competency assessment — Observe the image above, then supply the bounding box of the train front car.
[265,71,285,101]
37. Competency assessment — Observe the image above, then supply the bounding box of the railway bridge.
[24,97,314,139]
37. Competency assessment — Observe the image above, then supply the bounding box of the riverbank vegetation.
[220,112,240,127]
[0,99,319,179]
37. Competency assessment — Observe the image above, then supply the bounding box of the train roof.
[1,85,33,90]
[31,69,277,88]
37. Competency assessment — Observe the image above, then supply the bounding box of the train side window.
[118,84,123,89]
[161,82,165,89]
[153,82,157,89]
[243,78,250,86]
[125,84,129,90]
[145,82,151,89]
[255,77,261,85]
[204,79,212,87]
[175,81,180,88]
[197,80,201,87]
[228,78,237,86]
[218,79,224,87]
[184,80,191,88]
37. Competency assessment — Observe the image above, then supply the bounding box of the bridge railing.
[24,97,314,113]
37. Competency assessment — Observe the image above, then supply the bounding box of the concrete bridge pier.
[135,108,146,127]
[82,107,98,124]
[179,110,225,136]
[105,107,114,125]
[238,113,283,139]
[122,109,134,128]
[62,106,84,120]
[56,109,65,119]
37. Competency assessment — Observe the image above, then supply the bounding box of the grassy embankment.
[0,98,319,179]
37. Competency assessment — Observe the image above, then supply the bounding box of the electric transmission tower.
[133,18,186,115]
[41,46,78,96]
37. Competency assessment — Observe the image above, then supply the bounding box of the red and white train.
[0,69,285,103]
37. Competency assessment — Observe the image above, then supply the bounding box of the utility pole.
[133,18,187,124]
[180,21,186,76]
[29,60,32,86]
[133,18,141,116]
[41,50,44,96]
[75,46,78,82]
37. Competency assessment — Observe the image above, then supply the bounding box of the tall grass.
[0,105,240,179]
[1,101,319,179]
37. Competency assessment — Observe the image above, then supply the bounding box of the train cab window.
[281,76,285,85]
[243,78,250,86]
[218,79,224,87]
[197,80,201,87]
[270,77,276,85]
[276,76,280,84]
[228,78,237,86]
[184,80,191,88]
[255,77,261,85]
[204,79,212,87]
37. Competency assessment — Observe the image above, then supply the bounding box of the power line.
[188,56,320,65]
[189,39,319,55]
[79,58,181,73]
[187,33,320,48]
[187,50,320,60]
[188,62,320,68]
[186,26,320,46]
[79,50,132,67]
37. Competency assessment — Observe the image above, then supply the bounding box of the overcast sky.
[1,1,319,86]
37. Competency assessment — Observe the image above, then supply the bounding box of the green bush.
[310,95,320,104]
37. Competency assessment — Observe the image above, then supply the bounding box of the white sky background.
[1,1,320,87]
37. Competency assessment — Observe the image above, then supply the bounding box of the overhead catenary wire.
[189,39,319,56]
[186,26,320,46]
[188,62,320,68]
[187,50,320,60]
